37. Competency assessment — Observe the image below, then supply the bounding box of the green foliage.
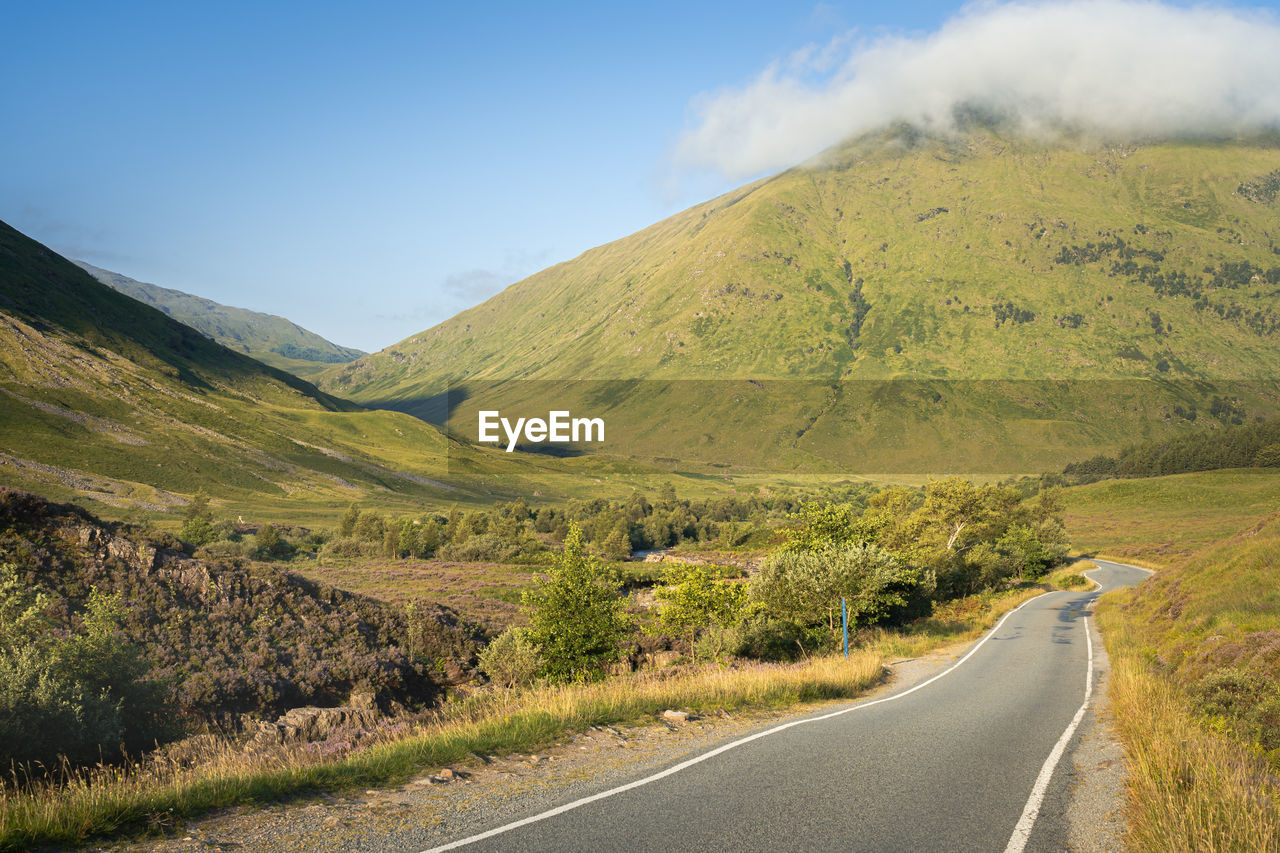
[522,524,629,682]
[753,543,923,635]
[655,562,747,662]
[179,490,216,548]
[339,503,360,538]
[1063,417,1280,484]
[995,523,1063,580]
[477,627,545,689]
[0,564,170,769]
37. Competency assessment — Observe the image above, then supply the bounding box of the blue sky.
[3,1,1278,353]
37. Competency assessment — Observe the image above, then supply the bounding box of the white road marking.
[1003,601,1096,853]
[421,591,1054,852]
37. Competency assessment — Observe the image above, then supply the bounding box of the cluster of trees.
[1061,415,1280,484]
[252,483,877,566]
[479,478,1069,685]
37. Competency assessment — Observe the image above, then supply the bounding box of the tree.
[179,490,216,547]
[753,543,923,636]
[255,523,285,559]
[601,525,632,561]
[656,562,746,662]
[0,565,169,768]
[338,503,360,538]
[522,524,629,682]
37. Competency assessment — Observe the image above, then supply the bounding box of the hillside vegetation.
[0,219,729,526]
[319,131,1280,473]
[0,489,471,739]
[74,261,365,378]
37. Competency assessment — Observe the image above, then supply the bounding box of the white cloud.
[674,1,1280,180]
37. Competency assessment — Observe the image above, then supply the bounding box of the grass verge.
[1101,619,1280,851]
[1094,512,1280,850]
[0,653,881,851]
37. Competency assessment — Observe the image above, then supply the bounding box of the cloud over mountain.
[675,0,1280,179]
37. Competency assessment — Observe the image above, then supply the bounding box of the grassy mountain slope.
[319,131,1280,473]
[74,261,364,378]
[0,220,708,525]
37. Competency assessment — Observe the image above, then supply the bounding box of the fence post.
[841,596,849,659]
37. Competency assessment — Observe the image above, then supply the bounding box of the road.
[423,559,1151,853]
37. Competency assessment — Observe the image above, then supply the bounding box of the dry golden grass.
[1107,652,1280,851]
[0,653,881,851]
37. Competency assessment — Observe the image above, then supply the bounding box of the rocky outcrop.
[249,705,381,749]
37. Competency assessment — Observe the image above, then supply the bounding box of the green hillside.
[318,130,1280,473]
[74,261,365,377]
[0,220,715,526]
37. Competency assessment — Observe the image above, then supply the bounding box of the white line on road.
[1003,601,1096,853]
[421,591,1055,852]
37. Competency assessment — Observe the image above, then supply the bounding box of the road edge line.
[1003,604,1097,853]
[420,590,1056,852]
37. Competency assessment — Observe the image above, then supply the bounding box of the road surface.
[423,559,1150,853]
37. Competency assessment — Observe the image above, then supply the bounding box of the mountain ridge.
[74,261,365,378]
[315,130,1280,472]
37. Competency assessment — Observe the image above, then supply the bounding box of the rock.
[438,768,455,781]
[643,651,682,669]
[348,689,378,711]
[248,705,380,749]
[661,709,690,723]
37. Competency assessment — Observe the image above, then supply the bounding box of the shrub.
[438,533,520,562]
[753,542,923,635]
[320,536,379,559]
[0,567,171,769]
[178,490,216,548]
[523,524,630,682]
[478,627,544,689]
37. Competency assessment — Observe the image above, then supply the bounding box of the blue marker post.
[841,597,849,659]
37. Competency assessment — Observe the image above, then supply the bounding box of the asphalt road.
[424,559,1151,853]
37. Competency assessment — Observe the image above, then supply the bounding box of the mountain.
[0,219,665,524]
[74,261,365,378]
[316,130,1280,474]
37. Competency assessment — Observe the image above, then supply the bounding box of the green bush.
[478,627,544,689]
[320,536,379,559]
[178,490,216,548]
[753,542,923,635]
[0,565,171,769]
[523,524,629,682]
[438,533,520,563]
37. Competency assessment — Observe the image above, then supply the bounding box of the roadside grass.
[0,653,881,852]
[1102,624,1280,851]
[1093,512,1280,850]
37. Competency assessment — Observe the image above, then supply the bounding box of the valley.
[3,128,1280,851]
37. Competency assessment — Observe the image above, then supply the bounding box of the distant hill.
[0,219,706,521]
[74,261,364,378]
[0,219,472,517]
[317,130,1280,474]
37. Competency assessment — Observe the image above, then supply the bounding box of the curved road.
[424,559,1150,853]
